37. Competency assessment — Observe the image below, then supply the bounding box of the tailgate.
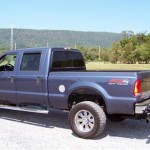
[138,71,150,99]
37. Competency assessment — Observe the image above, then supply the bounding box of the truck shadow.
[0,109,70,129]
[0,109,149,143]
[97,119,150,144]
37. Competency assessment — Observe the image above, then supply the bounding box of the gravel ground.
[0,109,150,150]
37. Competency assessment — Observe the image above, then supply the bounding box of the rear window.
[52,51,85,69]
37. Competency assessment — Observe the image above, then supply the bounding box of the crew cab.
[0,47,150,139]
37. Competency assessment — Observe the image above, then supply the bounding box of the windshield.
[0,55,16,66]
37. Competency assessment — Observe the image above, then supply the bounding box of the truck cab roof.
[8,47,80,54]
[4,47,86,71]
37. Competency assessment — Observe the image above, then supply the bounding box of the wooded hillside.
[0,28,122,49]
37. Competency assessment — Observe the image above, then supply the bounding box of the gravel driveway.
[0,109,149,150]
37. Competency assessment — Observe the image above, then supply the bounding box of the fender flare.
[66,81,110,108]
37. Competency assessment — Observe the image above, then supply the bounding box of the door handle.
[36,77,41,84]
[8,76,14,83]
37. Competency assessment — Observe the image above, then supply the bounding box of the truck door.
[15,52,48,107]
[0,53,17,105]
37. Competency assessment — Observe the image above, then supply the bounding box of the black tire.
[107,115,125,122]
[69,101,106,139]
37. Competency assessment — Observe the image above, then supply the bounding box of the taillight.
[133,80,141,96]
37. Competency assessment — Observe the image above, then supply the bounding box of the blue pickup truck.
[0,47,150,138]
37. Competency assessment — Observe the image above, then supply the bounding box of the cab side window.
[20,53,41,71]
[72,52,85,67]
[52,51,72,68]
[52,51,85,70]
[0,54,16,71]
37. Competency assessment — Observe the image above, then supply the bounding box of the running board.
[0,105,49,114]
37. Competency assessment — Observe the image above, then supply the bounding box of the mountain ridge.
[0,28,122,49]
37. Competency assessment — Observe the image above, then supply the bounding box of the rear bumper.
[135,99,150,119]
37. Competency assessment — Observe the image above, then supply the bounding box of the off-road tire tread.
[69,101,106,139]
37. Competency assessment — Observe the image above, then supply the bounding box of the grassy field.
[86,62,150,70]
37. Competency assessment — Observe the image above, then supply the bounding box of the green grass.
[86,62,150,70]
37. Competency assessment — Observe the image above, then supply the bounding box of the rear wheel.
[69,101,106,139]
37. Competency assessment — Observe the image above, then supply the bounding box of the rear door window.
[20,53,41,71]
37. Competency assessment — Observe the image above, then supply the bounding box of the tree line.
[0,31,150,64]
[77,31,150,64]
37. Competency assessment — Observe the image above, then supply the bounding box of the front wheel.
[69,101,106,139]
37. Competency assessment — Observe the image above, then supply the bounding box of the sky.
[0,0,150,33]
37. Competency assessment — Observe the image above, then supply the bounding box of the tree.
[100,48,110,63]
[120,42,135,63]
[139,44,150,63]
[110,31,150,64]
[109,42,121,63]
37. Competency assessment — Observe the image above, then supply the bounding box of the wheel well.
[68,88,106,111]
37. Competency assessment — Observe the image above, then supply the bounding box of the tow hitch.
[144,104,150,123]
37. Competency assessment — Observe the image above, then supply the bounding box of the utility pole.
[15,42,16,50]
[10,25,14,50]
[47,42,49,47]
